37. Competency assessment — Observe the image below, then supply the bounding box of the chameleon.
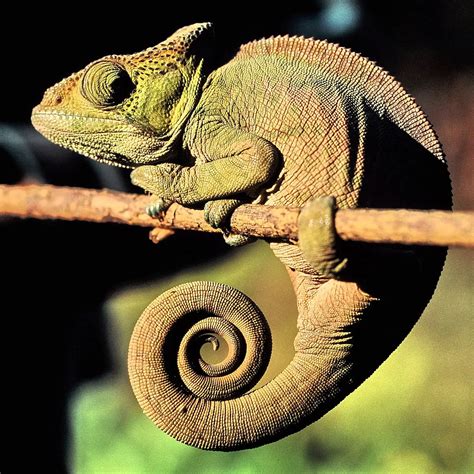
[31,23,452,450]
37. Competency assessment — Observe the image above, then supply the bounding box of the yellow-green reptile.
[32,23,452,451]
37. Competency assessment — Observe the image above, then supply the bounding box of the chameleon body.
[32,23,451,450]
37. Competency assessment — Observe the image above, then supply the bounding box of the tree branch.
[0,184,473,248]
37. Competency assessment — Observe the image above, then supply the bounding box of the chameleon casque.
[31,23,452,450]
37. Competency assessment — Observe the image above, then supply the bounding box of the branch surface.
[1,184,473,248]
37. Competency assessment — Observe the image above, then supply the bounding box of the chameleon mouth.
[32,108,175,167]
[31,109,132,138]
[55,138,134,168]
[31,109,139,168]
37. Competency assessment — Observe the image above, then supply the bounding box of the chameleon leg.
[130,141,277,206]
[130,129,280,244]
[298,196,348,278]
[131,155,276,245]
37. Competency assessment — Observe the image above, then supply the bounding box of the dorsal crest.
[236,36,444,161]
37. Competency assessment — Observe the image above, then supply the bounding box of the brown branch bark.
[0,184,473,248]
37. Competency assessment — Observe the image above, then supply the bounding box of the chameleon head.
[31,22,213,167]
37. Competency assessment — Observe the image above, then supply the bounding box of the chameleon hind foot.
[298,196,348,278]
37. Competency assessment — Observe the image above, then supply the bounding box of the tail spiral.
[128,281,272,445]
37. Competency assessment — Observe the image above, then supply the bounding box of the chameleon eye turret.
[80,60,135,108]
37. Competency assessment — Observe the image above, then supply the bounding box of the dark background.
[2,1,472,471]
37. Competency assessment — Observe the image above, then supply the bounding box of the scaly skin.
[31,23,452,450]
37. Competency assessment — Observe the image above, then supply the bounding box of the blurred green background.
[71,244,473,473]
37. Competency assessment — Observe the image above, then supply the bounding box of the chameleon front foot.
[204,198,242,229]
[298,196,348,278]
[131,164,181,218]
[204,199,255,247]
[130,163,183,210]
[146,197,172,218]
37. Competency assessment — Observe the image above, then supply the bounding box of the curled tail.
[128,273,390,450]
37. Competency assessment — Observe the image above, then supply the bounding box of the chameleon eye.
[81,60,135,108]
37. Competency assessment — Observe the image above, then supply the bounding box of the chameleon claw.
[146,205,160,218]
[222,232,255,247]
[146,198,171,219]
